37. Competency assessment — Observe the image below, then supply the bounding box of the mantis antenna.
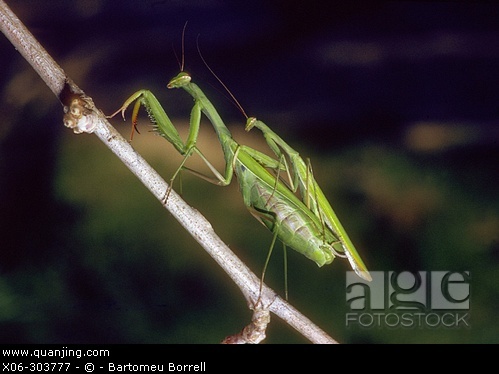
[196,35,250,119]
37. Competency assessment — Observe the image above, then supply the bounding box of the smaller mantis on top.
[110,38,372,287]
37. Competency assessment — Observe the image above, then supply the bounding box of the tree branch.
[0,0,337,344]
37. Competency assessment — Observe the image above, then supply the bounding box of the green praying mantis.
[111,57,372,285]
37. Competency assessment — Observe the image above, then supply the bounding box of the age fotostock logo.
[345,271,470,328]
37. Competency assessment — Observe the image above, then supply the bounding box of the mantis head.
[245,117,258,132]
[245,117,270,135]
[167,72,191,89]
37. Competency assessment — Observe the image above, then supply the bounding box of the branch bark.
[0,0,338,344]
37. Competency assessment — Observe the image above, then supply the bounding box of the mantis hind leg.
[282,241,288,300]
[259,223,279,298]
[248,206,290,301]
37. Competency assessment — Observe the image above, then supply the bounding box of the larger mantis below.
[112,70,372,282]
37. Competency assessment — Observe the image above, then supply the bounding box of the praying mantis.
[111,63,372,284]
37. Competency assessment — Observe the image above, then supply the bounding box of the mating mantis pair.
[111,57,372,288]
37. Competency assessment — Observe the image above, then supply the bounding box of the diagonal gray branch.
[0,0,337,344]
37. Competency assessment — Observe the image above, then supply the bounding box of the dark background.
[0,0,498,343]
